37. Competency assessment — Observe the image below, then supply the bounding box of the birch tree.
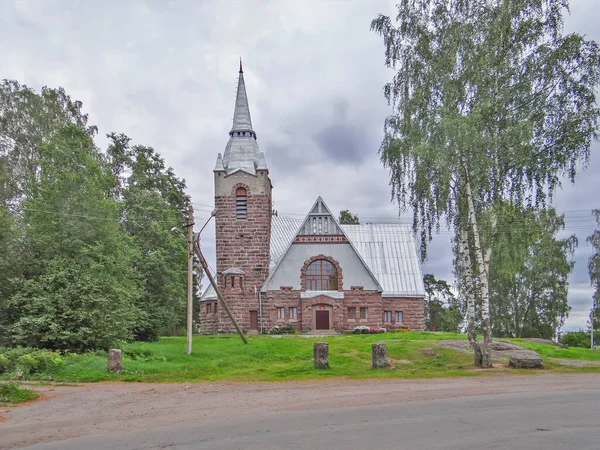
[372,0,600,366]
[588,210,600,336]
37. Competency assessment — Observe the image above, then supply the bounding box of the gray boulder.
[509,351,544,369]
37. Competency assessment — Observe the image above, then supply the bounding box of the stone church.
[200,63,425,334]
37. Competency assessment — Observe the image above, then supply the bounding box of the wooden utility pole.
[193,239,248,344]
[186,205,194,355]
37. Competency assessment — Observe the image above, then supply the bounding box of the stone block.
[372,343,390,369]
[508,351,544,369]
[108,349,123,373]
[314,342,329,369]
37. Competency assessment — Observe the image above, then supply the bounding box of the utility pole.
[186,205,194,355]
[193,238,248,345]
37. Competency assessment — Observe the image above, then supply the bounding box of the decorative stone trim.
[231,182,251,196]
[280,286,293,291]
[300,291,344,300]
[350,286,364,291]
[300,254,343,292]
[295,235,347,244]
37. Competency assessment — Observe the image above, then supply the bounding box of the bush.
[267,323,297,335]
[560,331,591,348]
[352,326,386,334]
[123,348,154,360]
[0,354,9,373]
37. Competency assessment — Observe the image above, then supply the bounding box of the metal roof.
[269,216,425,297]
[200,284,217,301]
[219,63,265,176]
[341,223,425,297]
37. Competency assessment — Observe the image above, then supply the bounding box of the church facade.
[200,63,425,334]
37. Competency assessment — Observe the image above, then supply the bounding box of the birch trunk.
[464,172,493,368]
[460,228,482,366]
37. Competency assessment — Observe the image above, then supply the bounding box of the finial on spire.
[239,58,243,73]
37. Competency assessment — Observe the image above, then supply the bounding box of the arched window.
[305,259,338,291]
[236,187,247,219]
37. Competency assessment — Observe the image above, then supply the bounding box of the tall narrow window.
[236,187,247,219]
[348,307,356,320]
[290,307,298,320]
[395,311,403,324]
[360,307,368,319]
[384,311,392,322]
[277,307,285,320]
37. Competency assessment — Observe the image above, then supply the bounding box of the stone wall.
[212,170,272,333]
[382,297,425,331]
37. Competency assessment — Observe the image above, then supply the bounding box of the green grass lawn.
[510,339,600,362]
[0,382,38,406]
[2,332,599,384]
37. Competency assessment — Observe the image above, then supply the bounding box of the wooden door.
[315,311,329,330]
[249,311,258,330]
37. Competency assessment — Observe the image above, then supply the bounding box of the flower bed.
[352,326,386,334]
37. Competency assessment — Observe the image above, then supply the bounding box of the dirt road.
[1,374,598,449]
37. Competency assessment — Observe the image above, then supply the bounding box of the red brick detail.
[198,301,219,334]
[350,286,364,291]
[231,182,251,196]
[211,178,272,334]
[295,235,347,244]
[299,254,343,292]
[382,297,425,331]
[280,286,293,291]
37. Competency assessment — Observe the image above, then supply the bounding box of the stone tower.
[213,61,272,332]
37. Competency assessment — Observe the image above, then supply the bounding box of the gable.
[269,217,426,298]
[263,197,381,292]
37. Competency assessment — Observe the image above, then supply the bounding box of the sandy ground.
[1,373,599,449]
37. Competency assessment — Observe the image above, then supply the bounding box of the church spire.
[230,59,254,137]
[218,61,267,176]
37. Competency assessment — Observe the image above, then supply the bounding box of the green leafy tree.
[489,206,576,338]
[8,125,139,351]
[372,0,600,366]
[339,209,360,224]
[107,133,190,340]
[0,80,96,205]
[423,274,464,333]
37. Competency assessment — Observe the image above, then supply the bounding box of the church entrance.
[315,311,330,330]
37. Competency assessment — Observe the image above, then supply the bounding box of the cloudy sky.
[3,0,598,330]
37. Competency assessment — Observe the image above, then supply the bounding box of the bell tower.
[213,60,272,332]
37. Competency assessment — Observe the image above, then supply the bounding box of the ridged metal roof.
[341,223,425,297]
[269,216,425,297]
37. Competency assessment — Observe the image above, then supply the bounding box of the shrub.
[0,354,9,373]
[560,331,591,348]
[267,323,297,335]
[123,348,154,360]
[352,326,369,334]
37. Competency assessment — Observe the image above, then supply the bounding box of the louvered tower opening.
[236,187,247,219]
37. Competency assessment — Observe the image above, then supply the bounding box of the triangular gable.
[261,197,382,292]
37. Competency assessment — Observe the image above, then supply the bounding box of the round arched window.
[305,259,338,291]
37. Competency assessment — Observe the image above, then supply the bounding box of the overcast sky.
[3,0,598,331]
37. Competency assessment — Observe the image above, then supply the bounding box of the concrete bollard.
[314,342,329,369]
[372,343,390,369]
[108,349,123,373]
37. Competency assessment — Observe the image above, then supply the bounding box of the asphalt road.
[21,389,599,450]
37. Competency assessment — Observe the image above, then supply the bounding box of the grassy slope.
[511,339,600,362]
[3,333,599,383]
[0,382,38,406]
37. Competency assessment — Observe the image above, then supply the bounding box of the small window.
[290,307,298,320]
[360,307,368,319]
[230,277,235,288]
[277,307,285,320]
[236,187,247,219]
[206,303,212,314]
[348,307,356,320]
[214,302,217,313]
[395,311,403,324]
[384,311,392,322]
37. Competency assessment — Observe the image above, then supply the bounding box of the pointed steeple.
[217,61,267,176]
[230,59,254,137]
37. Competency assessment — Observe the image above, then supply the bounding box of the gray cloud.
[2,0,598,330]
